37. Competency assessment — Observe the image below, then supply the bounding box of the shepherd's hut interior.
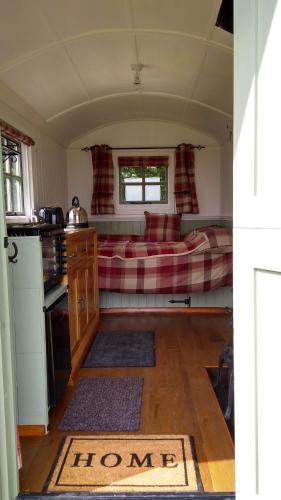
[1,0,234,497]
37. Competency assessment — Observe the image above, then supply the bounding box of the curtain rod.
[81,144,205,152]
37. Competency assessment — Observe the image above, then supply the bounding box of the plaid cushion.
[144,212,182,242]
[183,226,232,248]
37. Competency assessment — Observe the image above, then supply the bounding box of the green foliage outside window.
[119,165,168,204]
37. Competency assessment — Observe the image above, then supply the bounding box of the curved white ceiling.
[0,0,233,145]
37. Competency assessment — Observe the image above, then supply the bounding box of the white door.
[0,138,19,496]
[234,0,281,499]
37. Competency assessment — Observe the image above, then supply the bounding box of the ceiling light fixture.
[131,63,144,92]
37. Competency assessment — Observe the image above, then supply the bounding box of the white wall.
[0,85,68,216]
[220,139,233,217]
[67,120,222,220]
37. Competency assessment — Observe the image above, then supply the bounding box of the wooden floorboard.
[19,314,234,494]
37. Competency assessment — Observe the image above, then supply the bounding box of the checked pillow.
[144,212,182,242]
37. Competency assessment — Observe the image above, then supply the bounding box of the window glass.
[119,164,168,204]
[1,134,24,215]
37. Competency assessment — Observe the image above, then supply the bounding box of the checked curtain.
[91,144,115,215]
[0,119,35,146]
[174,143,199,214]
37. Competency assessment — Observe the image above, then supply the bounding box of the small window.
[119,160,168,204]
[1,134,24,215]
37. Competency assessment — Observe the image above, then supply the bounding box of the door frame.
[0,135,19,498]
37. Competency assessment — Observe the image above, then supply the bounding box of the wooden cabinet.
[64,228,99,378]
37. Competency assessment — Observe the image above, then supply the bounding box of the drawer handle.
[68,252,77,258]
[81,248,87,253]
[77,298,85,312]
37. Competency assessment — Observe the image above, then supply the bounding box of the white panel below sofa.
[99,287,233,309]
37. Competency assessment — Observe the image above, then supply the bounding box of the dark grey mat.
[83,330,155,368]
[58,377,143,432]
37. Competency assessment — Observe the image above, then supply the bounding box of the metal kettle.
[66,196,88,228]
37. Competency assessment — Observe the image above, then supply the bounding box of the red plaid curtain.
[118,156,169,167]
[91,145,115,215]
[0,119,35,146]
[174,143,199,214]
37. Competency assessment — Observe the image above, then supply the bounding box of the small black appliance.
[38,206,64,226]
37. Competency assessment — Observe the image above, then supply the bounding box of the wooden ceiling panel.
[0,0,57,68]
[1,46,88,119]
[49,94,144,144]
[192,45,233,114]
[136,33,206,97]
[132,0,221,37]
[37,0,132,39]
[182,100,231,139]
[136,94,186,123]
[65,33,136,98]
[210,26,233,48]
[48,93,229,146]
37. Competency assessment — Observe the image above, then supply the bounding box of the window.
[119,156,169,204]
[1,134,24,215]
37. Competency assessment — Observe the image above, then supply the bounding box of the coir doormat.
[46,435,203,493]
[83,330,155,368]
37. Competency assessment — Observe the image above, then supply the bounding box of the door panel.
[234,0,281,229]
[234,2,281,498]
[234,229,281,498]
[233,0,281,500]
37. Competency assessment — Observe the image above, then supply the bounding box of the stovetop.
[7,222,63,236]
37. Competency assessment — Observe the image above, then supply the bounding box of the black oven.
[7,223,64,293]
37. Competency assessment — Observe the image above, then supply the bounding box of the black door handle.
[8,242,18,263]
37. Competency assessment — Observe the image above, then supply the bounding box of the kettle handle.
[72,196,80,207]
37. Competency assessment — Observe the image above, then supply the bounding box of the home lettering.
[71,452,178,468]
[71,453,96,467]
[127,453,154,468]
[160,453,178,468]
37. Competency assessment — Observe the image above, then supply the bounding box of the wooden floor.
[19,313,235,494]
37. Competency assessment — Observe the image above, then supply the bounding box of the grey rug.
[83,330,155,368]
[58,377,143,432]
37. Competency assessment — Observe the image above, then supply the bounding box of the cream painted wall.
[67,120,223,220]
[220,140,233,217]
[0,90,68,217]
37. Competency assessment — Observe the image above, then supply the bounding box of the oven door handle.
[8,242,18,264]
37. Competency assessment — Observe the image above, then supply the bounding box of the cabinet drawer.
[77,240,88,259]
[66,241,80,268]
[87,236,96,258]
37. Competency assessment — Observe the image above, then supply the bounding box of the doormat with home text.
[45,435,203,493]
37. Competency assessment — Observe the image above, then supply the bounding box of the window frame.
[119,164,168,205]
[1,132,33,222]
[2,134,25,216]
[113,150,175,217]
